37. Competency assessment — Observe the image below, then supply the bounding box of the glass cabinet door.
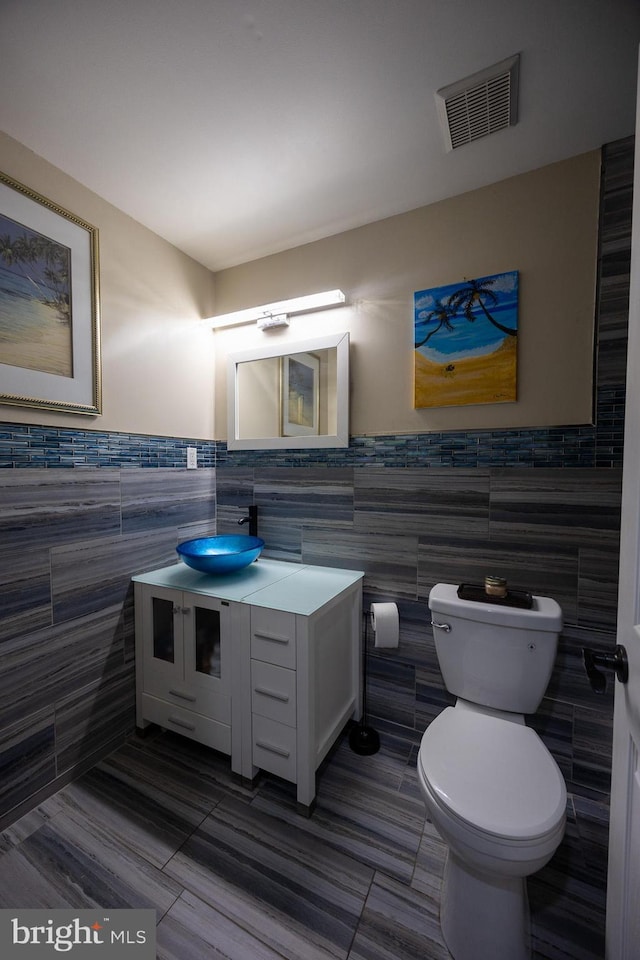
[152,596,175,663]
[194,604,221,678]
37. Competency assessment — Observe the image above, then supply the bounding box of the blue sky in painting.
[414,271,518,361]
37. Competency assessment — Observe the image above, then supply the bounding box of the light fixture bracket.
[256,313,290,330]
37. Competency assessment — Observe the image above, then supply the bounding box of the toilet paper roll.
[370,602,399,649]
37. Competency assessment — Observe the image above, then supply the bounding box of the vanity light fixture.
[208,288,346,329]
[256,313,290,330]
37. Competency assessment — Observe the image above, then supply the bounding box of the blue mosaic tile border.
[0,424,216,468]
[0,386,622,470]
[216,385,624,469]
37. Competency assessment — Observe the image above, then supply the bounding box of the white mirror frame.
[227,332,349,450]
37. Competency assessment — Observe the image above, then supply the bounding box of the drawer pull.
[254,686,289,703]
[169,689,197,702]
[255,739,290,758]
[254,631,290,645]
[168,716,196,731]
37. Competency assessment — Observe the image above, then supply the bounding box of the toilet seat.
[418,706,566,841]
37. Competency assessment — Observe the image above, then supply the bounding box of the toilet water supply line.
[349,609,381,755]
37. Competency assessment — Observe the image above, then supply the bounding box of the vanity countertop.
[132,558,364,615]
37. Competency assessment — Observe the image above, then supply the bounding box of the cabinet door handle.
[254,631,290,645]
[168,716,196,731]
[169,688,197,702]
[255,739,290,758]
[254,686,289,702]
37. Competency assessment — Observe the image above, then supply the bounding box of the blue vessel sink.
[176,535,265,575]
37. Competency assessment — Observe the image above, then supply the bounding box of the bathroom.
[0,6,637,959]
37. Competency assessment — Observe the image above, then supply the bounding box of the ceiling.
[1,0,639,272]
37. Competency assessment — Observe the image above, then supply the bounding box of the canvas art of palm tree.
[0,214,72,378]
[414,270,518,408]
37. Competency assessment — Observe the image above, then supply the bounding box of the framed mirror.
[227,332,349,450]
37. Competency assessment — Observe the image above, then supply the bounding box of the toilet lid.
[419,707,566,840]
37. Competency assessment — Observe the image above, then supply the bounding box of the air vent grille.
[436,54,519,151]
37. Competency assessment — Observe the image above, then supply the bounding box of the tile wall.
[0,134,632,915]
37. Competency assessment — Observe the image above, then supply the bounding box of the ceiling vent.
[435,54,520,151]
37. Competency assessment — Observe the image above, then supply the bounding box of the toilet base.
[440,849,531,960]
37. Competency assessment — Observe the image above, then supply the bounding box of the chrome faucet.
[238,504,258,538]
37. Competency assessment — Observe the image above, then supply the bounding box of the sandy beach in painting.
[414,335,517,408]
[0,293,72,378]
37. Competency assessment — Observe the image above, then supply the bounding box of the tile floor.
[0,726,606,960]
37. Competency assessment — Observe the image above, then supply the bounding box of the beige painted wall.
[0,131,216,439]
[0,133,600,442]
[214,150,600,440]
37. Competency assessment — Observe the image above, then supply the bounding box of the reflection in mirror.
[228,332,349,450]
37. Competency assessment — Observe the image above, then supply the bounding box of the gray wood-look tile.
[0,545,51,642]
[0,709,55,817]
[51,530,178,623]
[0,728,607,960]
[165,795,372,960]
[255,468,354,520]
[577,544,620,628]
[354,468,490,538]
[214,467,255,507]
[349,871,450,960]
[121,467,216,533]
[302,528,418,599]
[54,663,135,774]
[0,469,122,549]
[0,811,183,914]
[254,739,426,885]
[417,533,579,618]
[0,605,124,728]
[157,889,287,960]
[489,469,623,546]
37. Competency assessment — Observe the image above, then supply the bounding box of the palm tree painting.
[0,213,72,377]
[414,270,518,408]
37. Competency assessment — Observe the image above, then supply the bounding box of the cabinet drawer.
[251,608,296,668]
[140,693,231,755]
[251,660,296,726]
[144,677,231,725]
[252,716,296,782]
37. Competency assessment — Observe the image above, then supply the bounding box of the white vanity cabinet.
[133,559,364,811]
[133,583,234,755]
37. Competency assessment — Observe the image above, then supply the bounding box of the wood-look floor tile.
[411,819,447,902]
[157,889,286,960]
[164,795,371,960]
[0,728,610,959]
[48,741,228,869]
[0,812,183,914]
[348,871,450,960]
[254,739,425,884]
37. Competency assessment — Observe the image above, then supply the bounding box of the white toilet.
[417,583,566,960]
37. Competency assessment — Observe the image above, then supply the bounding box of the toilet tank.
[428,583,563,714]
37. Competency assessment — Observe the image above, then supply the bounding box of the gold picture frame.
[0,171,101,415]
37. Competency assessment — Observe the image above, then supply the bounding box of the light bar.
[208,289,346,329]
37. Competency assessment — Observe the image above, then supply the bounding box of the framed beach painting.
[0,172,101,415]
[414,270,518,408]
[281,351,320,437]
